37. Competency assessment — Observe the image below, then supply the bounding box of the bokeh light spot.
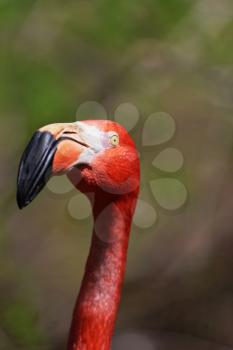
[153,148,184,172]
[67,194,92,220]
[143,112,176,146]
[114,103,140,131]
[150,178,188,210]
[133,199,157,229]
[47,175,74,194]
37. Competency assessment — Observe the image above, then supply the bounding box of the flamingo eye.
[110,134,119,147]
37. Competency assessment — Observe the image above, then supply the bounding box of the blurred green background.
[1,0,233,349]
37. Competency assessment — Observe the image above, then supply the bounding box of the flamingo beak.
[17,123,94,209]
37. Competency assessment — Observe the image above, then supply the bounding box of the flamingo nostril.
[63,131,76,135]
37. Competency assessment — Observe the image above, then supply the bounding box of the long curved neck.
[67,192,138,350]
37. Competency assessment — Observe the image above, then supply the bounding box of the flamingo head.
[17,120,140,209]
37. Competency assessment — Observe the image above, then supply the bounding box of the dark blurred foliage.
[0,0,233,349]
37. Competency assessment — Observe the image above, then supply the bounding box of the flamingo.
[17,120,140,350]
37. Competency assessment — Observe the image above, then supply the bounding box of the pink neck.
[67,192,138,350]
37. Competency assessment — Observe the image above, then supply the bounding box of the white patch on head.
[73,121,120,167]
[77,147,95,165]
[76,121,105,152]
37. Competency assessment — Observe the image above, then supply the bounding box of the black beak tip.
[16,190,29,210]
[16,130,58,210]
[16,194,24,210]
